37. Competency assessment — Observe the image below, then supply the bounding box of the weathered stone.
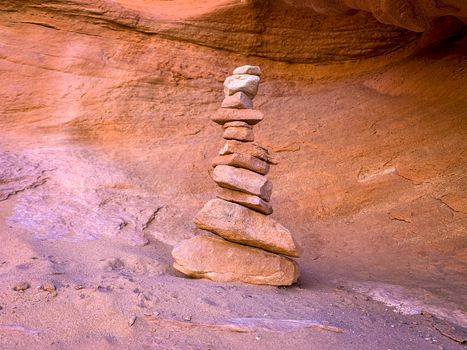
[212,165,272,201]
[233,65,262,76]
[221,91,253,109]
[217,188,273,215]
[223,126,254,142]
[219,140,277,164]
[211,109,264,125]
[172,235,299,286]
[212,153,270,175]
[194,199,299,257]
[223,121,252,129]
[224,74,260,99]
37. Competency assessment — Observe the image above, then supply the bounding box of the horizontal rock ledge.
[194,199,299,257]
[172,235,299,286]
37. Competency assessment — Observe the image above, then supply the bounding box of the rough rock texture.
[172,235,299,286]
[0,0,466,345]
[194,199,300,257]
[211,165,272,201]
[212,153,270,175]
[283,0,467,32]
[233,65,262,76]
[211,109,264,125]
[224,74,260,99]
[220,140,276,164]
[222,126,255,142]
[217,188,273,215]
[221,91,253,109]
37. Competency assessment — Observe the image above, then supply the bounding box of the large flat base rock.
[194,198,299,257]
[172,235,299,286]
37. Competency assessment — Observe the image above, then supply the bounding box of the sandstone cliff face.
[0,0,466,326]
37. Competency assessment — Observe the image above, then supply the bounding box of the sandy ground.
[0,196,466,350]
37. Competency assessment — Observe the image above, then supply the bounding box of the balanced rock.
[211,109,263,125]
[172,235,299,286]
[223,126,254,142]
[212,153,270,175]
[212,165,272,201]
[223,121,252,129]
[224,74,260,99]
[194,199,299,257]
[221,91,253,109]
[233,65,261,76]
[217,188,273,215]
[219,140,277,164]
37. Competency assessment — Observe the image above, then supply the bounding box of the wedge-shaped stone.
[211,109,263,125]
[212,165,272,201]
[224,74,260,99]
[219,140,277,164]
[217,188,273,215]
[212,153,269,175]
[233,65,261,76]
[194,199,299,257]
[222,91,253,109]
[172,235,299,286]
[223,126,254,142]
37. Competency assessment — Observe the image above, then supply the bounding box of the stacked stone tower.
[172,65,300,286]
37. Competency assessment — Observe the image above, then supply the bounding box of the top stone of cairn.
[233,65,261,76]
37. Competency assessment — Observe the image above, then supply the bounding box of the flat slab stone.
[233,65,261,76]
[221,91,253,109]
[223,121,252,129]
[172,235,299,286]
[219,140,277,164]
[194,199,299,257]
[223,126,254,142]
[212,153,270,175]
[217,188,273,215]
[212,165,272,201]
[224,74,260,99]
[211,109,264,125]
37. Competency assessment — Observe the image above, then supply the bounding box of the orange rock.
[212,165,272,201]
[194,199,299,257]
[212,153,270,175]
[172,235,299,286]
[222,126,254,142]
[211,109,264,125]
[219,140,277,164]
[223,121,252,129]
[217,188,273,215]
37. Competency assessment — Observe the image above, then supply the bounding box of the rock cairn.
[172,65,300,286]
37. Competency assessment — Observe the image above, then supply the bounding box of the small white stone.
[233,65,261,76]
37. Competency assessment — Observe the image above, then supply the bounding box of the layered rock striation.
[172,65,300,286]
